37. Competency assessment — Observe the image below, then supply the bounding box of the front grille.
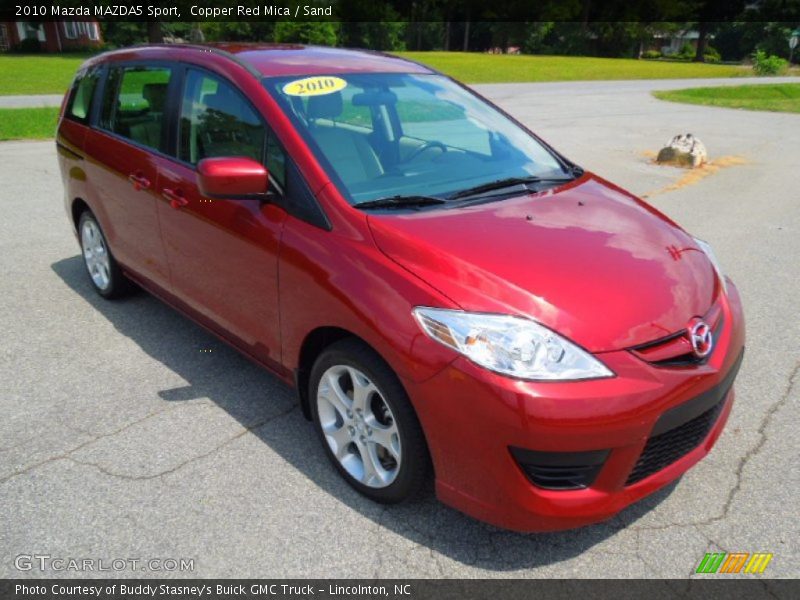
[649,316,724,367]
[510,447,609,490]
[626,399,725,485]
[630,302,723,367]
[626,349,743,486]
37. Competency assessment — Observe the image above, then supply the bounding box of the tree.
[691,0,746,62]
[273,22,339,46]
[147,22,164,44]
[339,22,407,51]
[201,22,276,43]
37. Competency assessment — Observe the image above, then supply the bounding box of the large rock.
[657,133,708,168]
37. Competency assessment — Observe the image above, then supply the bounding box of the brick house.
[0,21,103,52]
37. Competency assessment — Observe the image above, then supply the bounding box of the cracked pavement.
[1,78,798,578]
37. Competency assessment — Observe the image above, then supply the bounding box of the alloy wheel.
[316,365,402,488]
[81,218,111,291]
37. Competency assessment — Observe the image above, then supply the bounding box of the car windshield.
[263,73,569,205]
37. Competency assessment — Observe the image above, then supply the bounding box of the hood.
[367,174,717,352]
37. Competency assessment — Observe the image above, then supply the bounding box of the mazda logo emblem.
[689,320,713,358]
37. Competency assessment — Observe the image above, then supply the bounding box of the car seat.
[306,92,383,185]
[128,82,168,149]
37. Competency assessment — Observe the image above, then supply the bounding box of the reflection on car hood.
[367,174,716,352]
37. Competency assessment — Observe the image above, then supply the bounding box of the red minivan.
[57,44,744,532]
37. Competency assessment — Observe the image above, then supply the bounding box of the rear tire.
[78,210,133,299]
[309,338,430,503]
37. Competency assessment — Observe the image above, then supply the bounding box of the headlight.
[694,237,727,294]
[412,307,613,381]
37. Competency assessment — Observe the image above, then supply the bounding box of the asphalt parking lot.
[1,78,798,578]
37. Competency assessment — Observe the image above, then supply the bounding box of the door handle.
[128,172,151,191]
[162,188,189,209]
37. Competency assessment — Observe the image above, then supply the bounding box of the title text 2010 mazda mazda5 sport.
[57,44,744,532]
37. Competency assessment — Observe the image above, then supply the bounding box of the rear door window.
[100,65,173,152]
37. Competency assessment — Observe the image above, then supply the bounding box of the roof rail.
[120,43,263,78]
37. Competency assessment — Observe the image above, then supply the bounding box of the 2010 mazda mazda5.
[57,43,744,532]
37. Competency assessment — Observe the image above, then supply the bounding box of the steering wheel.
[405,141,447,162]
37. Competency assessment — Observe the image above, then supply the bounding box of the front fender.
[278,215,459,386]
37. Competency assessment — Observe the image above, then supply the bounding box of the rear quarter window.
[65,69,100,123]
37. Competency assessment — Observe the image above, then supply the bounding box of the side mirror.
[197,157,269,199]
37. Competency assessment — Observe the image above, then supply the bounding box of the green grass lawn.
[0,54,90,95]
[653,84,800,113]
[395,52,753,83]
[0,52,760,96]
[0,107,60,140]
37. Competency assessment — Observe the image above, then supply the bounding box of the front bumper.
[404,281,745,532]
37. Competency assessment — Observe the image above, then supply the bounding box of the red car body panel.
[57,44,745,532]
[405,283,744,531]
[368,174,718,353]
[154,156,286,370]
[83,129,172,290]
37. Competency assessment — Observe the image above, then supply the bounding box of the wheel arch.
[296,327,380,420]
[70,197,90,231]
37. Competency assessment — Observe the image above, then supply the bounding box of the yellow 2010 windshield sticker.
[283,76,347,97]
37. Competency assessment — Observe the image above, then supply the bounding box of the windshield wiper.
[447,174,576,201]
[353,195,448,210]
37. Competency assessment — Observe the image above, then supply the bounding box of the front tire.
[309,339,430,503]
[78,211,132,299]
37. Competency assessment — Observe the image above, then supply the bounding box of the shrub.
[704,46,721,63]
[641,50,662,59]
[60,43,110,54]
[677,42,695,59]
[752,50,788,76]
[10,38,42,53]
